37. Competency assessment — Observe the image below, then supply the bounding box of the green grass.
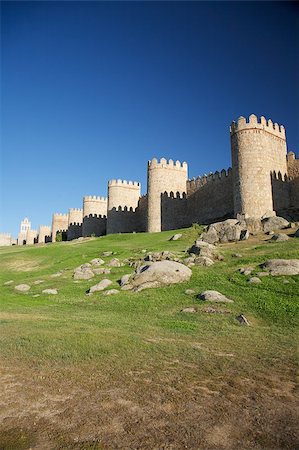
[0,227,298,449]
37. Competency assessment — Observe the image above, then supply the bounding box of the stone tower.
[107,179,141,234]
[82,196,107,237]
[230,114,287,218]
[17,217,31,245]
[147,158,188,232]
[51,213,68,242]
[67,208,83,240]
[38,225,51,244]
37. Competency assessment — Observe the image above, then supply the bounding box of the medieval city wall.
[67,208,83,240]
[38,225,52,244]
[0,233,12,246]
[161,192,189,230]
[186,168,234,224]
[52,213,69,242]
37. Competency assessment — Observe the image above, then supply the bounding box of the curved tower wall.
[107,180,141,234]
[230,114,287,218]
[51,213,69,242]
[82,196,107,237]
[147,158,188,232]
[67,208,83,241]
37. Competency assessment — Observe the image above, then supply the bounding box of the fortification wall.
[147,158,188,232]
[231,114,287,218]
[26,229,38,245]
[67,208,83,241]
[0,233,12,246]
[287,152,299,179]
[161,192,188,230]
[271,172,290,212]
[38,225,52,244]
[107,180,141,234]
[51,213,68,243]
[186,168,234,224]
[82,215,107,237]
[17,232,26,245]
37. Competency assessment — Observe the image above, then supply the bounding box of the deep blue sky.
[1,1,298,237]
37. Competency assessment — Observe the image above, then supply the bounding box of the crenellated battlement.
[187,167,232,193]
[108,179,140,188]
[69,208,83,213]
[84,195,107,202]
[230,114,285,139]
[53,213,68,219]
[148,157,188,171]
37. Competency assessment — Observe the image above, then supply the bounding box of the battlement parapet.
[53,213,68,219]
[187,167,232,192]
[108,179,140,188]
[230,114,285,139]
[161,191,187,199]
[69,208,83,213]
[148,157,188,171]
[84,195,107,202]
[0,233,12,238]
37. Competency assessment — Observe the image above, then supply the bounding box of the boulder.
[73,265,95,280]
[188,240,218,258]
[262,216,289,233]
[295,229,299,237]
[126,260,192,292]
[269,233,289,242]
[169,233,182,241]
[81,263,92,269]
[197,290,233,303]
[144,251,174,262]
[260,259,299,276]
[239,267,253,276]
[42,289,58,295]
[193,256,214,266]
[15,284,30,292]
[88,279,113,294]
[200,219,249,244]
[90,258,105,266]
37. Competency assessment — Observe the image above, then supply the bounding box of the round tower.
[83,196,107,218]
[51,213,68,242]
[147,158,188,232]
[38,225,51,244]
[107,180,141,234]
[230,114,287,218]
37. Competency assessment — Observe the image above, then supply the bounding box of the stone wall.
[186,168,234,224]
[0,233,12,246]
[82,196,107,237]
[161,192,189,230]
[38,225,52,244]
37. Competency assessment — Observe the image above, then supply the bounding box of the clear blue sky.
[1,1,298,237]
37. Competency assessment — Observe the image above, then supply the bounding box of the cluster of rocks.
[13,283,58,295]
[186,240,222,267]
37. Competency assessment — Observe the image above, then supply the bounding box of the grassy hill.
[0,227,298,449]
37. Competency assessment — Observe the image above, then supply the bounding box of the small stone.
[197,290,233,303]
[260,259,299,276]
[107,258,123,267]
[193,256,214,267]
[239,267,253,276]
[202,307,230,314]
[15,284,30,292]
[102,289,119,296]
[90,258,105,266]
[51,272,62,278]
[236,314,250,325]
[232,253,242,258]
[119,274,131,287]
[283,279,290,284]
[42,289,58,295]
[181,307,197,313]
[32,294,40,298]
[185,289,195,295]
[93,268,111,275]
[33,280,44,285]
[248,277,261,284]
[170,233,182,241]
[256,272,269,277]
[73,268,95,280]
[102,251,113,257]
[269,233,290,242]
[88,279,112,294]
[4,280,14,285]
[81,263,92,269]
